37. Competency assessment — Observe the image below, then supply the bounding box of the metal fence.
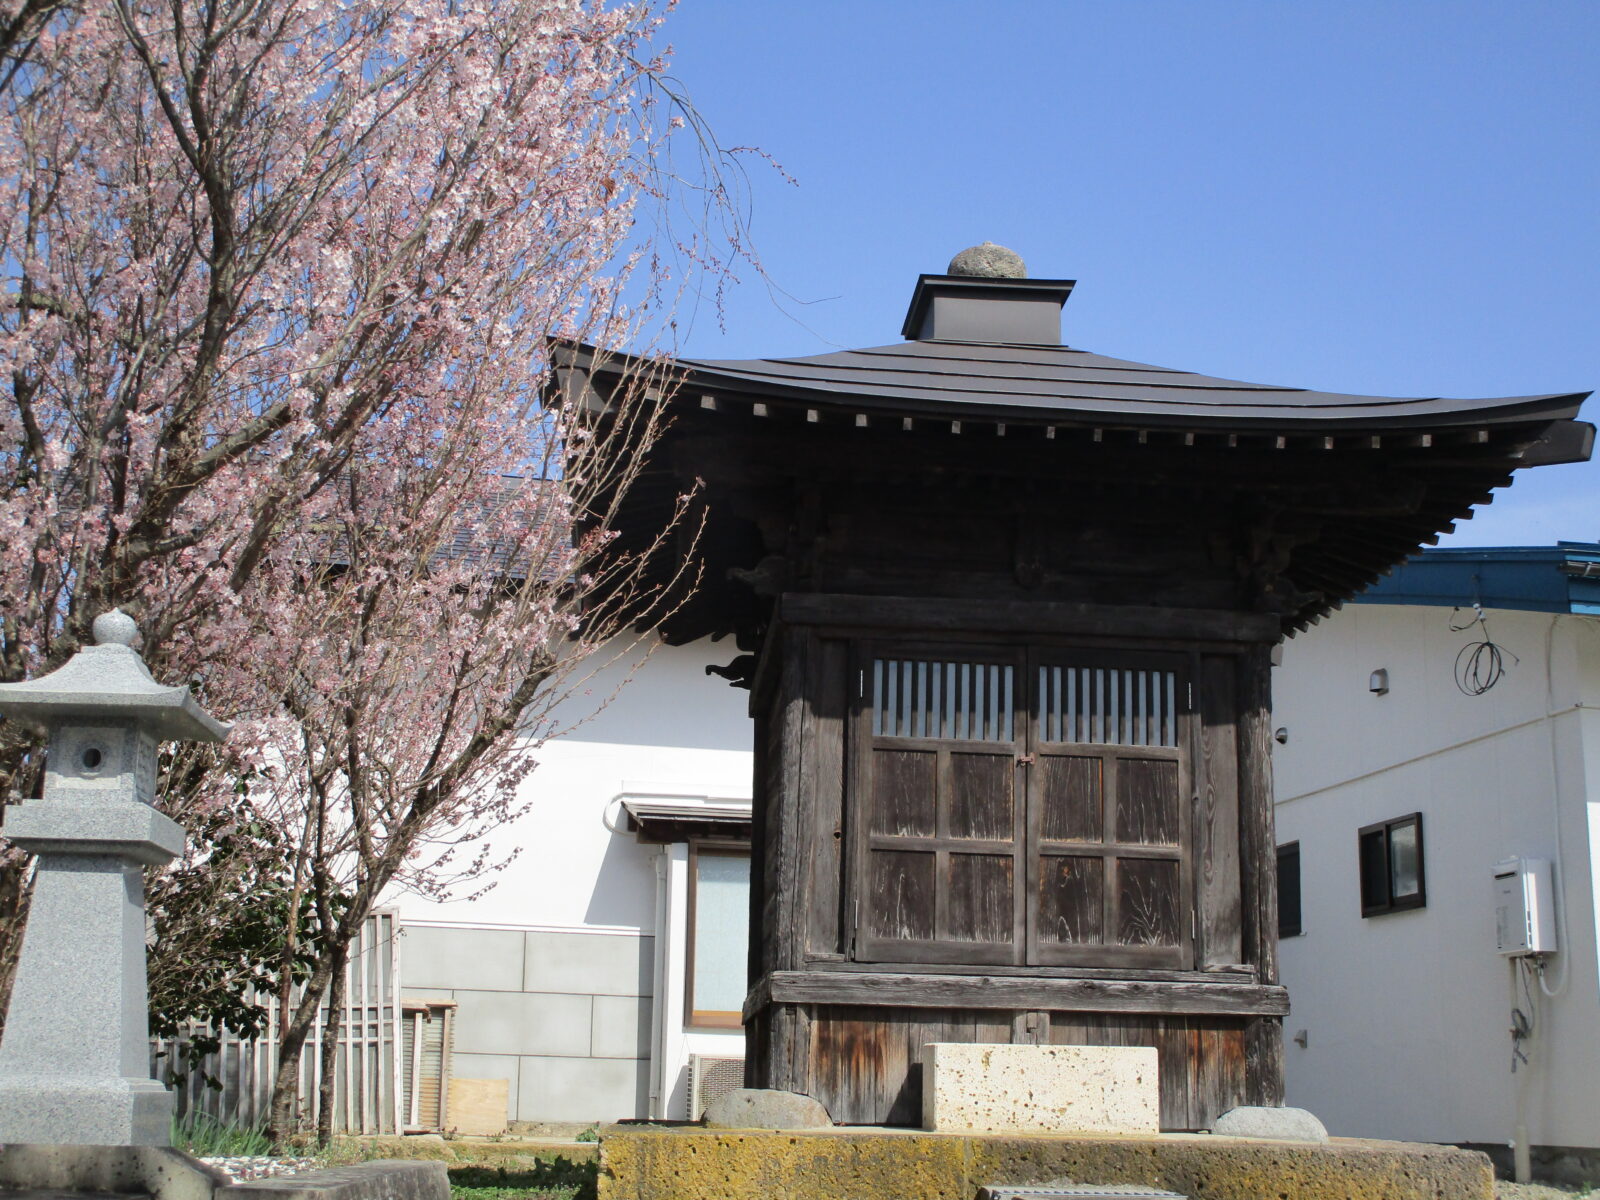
[151,908,403,1135]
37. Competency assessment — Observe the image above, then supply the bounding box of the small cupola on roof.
[901,242,1075,346]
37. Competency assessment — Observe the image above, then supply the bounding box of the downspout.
[647,847,669,1119]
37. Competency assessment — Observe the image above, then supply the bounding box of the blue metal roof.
[1354,542,1600,616]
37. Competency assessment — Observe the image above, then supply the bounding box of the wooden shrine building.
[561,244,1592,1129]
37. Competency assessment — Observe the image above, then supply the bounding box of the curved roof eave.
[668,340,1590,432]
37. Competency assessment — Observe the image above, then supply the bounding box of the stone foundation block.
[598,1127,1495,1200]
[922,1042,1159,1135]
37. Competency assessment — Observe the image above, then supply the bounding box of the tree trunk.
[316,938,349,1145]
[267,954,340,1144]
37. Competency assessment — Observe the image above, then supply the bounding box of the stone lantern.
[0,610,228,1146]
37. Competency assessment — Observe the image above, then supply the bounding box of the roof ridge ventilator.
[901,241,1075,346]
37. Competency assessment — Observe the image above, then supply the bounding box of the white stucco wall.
[397,639,754,932]
[388,638,755,1122]
[1273,603,1600,1148]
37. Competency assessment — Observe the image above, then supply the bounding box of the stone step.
[0,1192,152,1200]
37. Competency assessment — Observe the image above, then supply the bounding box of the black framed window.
[1358,813,1425,917]
[1276,842,1302,938]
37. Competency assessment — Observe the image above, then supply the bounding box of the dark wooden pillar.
[1237,642,1284,1105]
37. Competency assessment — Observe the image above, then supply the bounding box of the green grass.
[449,1162,597,1200]
[574,1125,600,1143]
[170,1111,277,1157]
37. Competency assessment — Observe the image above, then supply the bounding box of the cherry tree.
[0,0,749,1134]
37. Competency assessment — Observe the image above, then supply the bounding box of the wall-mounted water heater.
[1493,857,1557,957]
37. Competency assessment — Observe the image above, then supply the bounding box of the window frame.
[1357,813,1426,918]
[684,838,752,1029]
[1276,841,1303,938]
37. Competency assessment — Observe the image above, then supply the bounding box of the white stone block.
[921,1043,1160,1135]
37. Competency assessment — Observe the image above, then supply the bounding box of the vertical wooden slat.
[1197,654,1243,968]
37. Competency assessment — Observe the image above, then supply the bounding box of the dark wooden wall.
[744,612,1284,1129]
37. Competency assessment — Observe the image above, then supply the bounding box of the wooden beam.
[746,970,1289,1019]
[779,592,1283,644]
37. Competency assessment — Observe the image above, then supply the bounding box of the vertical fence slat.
[149,909,401,1135]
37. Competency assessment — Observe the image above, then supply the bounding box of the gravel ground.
[200,1155,315,1182]
[1495,1183,1598,1200]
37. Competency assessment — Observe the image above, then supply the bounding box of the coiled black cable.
[1451,604,1517,696]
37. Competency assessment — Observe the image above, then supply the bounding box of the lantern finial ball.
[92,609,139,648]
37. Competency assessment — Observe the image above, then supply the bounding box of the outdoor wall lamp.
[1369,668,1390,695]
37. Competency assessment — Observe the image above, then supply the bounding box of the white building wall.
[1273,604,1600,1148]
[389,639,754,1122]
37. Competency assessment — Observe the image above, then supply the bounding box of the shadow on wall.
[584,835,669,936]
[554,642,752,753]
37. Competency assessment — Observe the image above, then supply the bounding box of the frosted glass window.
[690,850,750,1025]
[1389,822,1420,900]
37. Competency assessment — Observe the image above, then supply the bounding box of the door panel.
[855,646,1025,965]
[870,749,937,837]
[1039,755,1102,842]
[1028,650,1192,969]
[1038,854,1104,946]
[1116,758,1182,846]
[949,752,1014,840]
[853,643,1192,970]
[866,850,937,942]
[948,853,1014,942]
[1117,857,1183,947]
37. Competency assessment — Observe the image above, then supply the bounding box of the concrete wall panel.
[517,1054,648,1122]
[591,995,651,1060]
[451,990,591,1058]
[523,930,652,998]
[401,927,525,993]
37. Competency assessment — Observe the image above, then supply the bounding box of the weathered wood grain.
[1196,653,1243,968]
[803,637,848,958]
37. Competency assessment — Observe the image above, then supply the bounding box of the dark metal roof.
[678,339,1589,435]
[1355,543,1600,616]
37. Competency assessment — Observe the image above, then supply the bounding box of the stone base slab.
[0,1144,228,1200]
[0,1147,449,1200]
[0,1076,174,1146]
[226,1160,449,1200]
[598,1126,1493,1200]
[923,1042,1159,1135]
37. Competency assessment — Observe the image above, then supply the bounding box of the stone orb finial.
[947,242,1026,279]
[92,609,139,648]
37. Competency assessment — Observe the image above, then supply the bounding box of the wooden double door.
[851,643,1193,970]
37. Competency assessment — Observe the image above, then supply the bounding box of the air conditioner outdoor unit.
[686,1053,745,1119]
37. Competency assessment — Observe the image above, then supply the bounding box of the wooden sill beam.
[744,970,1291,1020]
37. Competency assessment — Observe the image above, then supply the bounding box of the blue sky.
[656,1,1598,548]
